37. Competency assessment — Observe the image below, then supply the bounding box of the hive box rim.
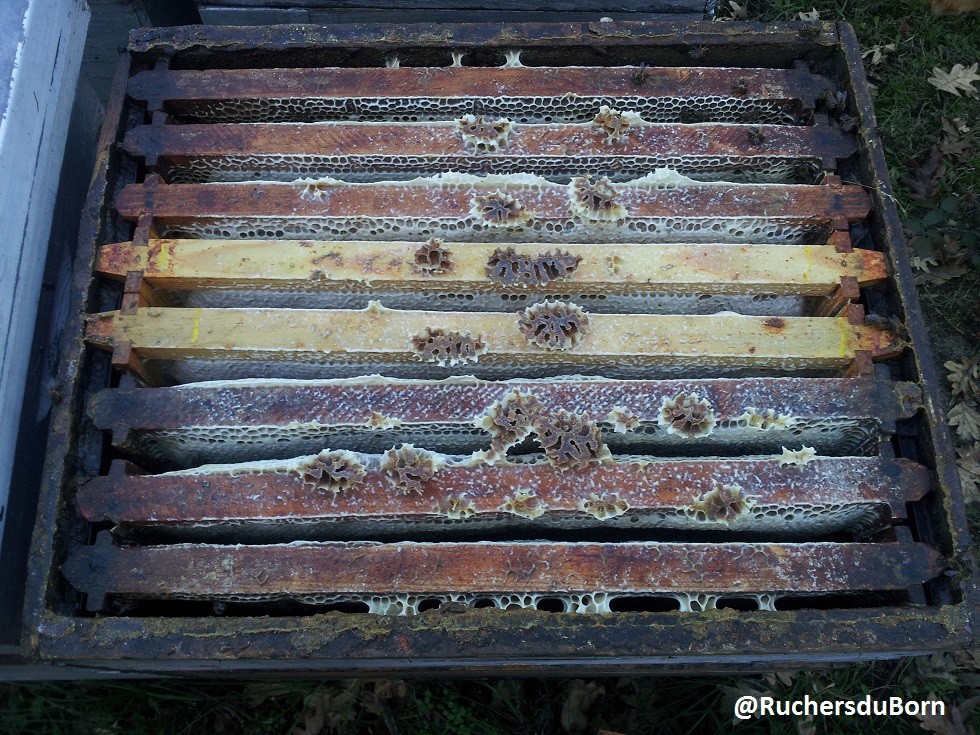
[16,19,978,677]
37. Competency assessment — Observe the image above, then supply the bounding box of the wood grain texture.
[76,455,930,529]
[127,64,825,107]
[61,537,946,604]
[96,239,886,296]
[114,177,871,223]
[84,306,904,369]
[122,117,856,173]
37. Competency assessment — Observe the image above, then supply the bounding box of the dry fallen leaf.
[941,117,973,158]
[943,234,967,260]
[763,670,800,691]
[292,685,360,735]
[916,263,969,286]
[728,1,748,19]
[903,146,945,200]
[561,680,605,734]
[912,254,940,274]
[244,683,298,707]
[914,235,970,286]
[928,63,980,97]
[949,401,980,443]
[863,43,896,66]
[910,654,963,689]
[798,7,820,20]
[718,682,769,723]
[946,355,980,398]
[914,694,980,735]
[957,445,980,502]
[955,649,980,667]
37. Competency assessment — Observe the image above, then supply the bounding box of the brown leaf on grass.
[914,235,971,286]
[953,649,980,668]
[949,401,980,442]
[904,146,945,200]
[863,43,896,66]
[941,118,973,158]
[946,355,980,399]
[942,234,968,260]
[489,680,523,715]
[370,680,407,703]
[928,63,980,97]
[718,683,769,723]
[763,670,800,691]
[915,263,969,286]
[957,445,980,502]
[728,1,748,18]
[910,653,964,689]
[561,680,605,733]
[244,683,299,706]
[363,681,406,735]
[914,694,980,735]
[714,0,747,20]
[292,685,360,735]
[912,254,940,275]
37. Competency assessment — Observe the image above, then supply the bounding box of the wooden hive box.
[13,19,976,676]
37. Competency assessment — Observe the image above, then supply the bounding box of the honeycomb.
[64,47,937,623]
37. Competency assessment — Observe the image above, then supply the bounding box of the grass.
[759,0,980,364]
[3,1,980,733]
[2,662,980,734]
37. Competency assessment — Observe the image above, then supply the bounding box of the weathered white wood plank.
[0,0,89,561]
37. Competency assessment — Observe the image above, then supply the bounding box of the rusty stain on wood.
[75,455,930,536]
[122,117,855,180]
[62,535,944,611]
[113,178,871,228]
[125,65,829,123]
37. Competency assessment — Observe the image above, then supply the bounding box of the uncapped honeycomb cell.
[163,215,822,244]
[688,483,751,523]
[161,152,820,185]
[176,94,802,125]
[659,394,717,438]
[518,301,590,351]
[299,450,366,493]
[473,190,529,227]
[457,114,512,151]
[569,177,627,221]
[381,444,439,494]
[483,390,545,454]
[411,327,487,367]
[485,247,581,287]
[532,409,608,469]
[413,239,453,274]
[592,105,641,143]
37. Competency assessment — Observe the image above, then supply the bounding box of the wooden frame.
[11,21,975,678]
